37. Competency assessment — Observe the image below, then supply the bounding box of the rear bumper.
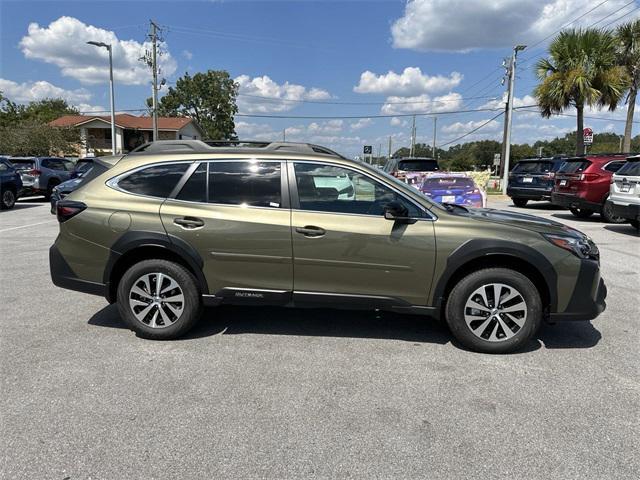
[607,200,640,221]
[550,260,606,322]
[507,186,552,200]
[551,193,602,212]
[49,244,107,297]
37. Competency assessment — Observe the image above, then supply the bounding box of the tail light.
[466,189,480,194]
[56,201,86,223]
[27,169,41,176]
[542,172,555,180]
[579,173,600,181]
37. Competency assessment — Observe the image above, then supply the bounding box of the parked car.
[419,173,485,208]
[0,157,22,210]
[507,156,568,207]
[551,153,630,223]
[71,158,94,178]
[50,140,606,354]
[605,154,640,230]
[383,157,439,187]
[10,156,75,200]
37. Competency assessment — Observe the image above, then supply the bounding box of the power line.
[589,0,637,27]
[515,106,640,123]
[601,5,640,28]
[237,92,499,106]
[437,111,505,148]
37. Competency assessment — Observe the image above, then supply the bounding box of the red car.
[551,154,629,223]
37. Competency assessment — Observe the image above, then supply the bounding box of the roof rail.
[128,139,348,159]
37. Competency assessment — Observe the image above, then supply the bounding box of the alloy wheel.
[464,283,527,342]
[3,190,15,208]
[128,272,185,328]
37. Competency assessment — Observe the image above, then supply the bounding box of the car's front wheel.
[445,268,542,353]
[1,188,16,209]
[601,200,626,224]
[117,259,203,339]
[569,207,594,218]
[630,219,639,230]
[512,198,528,208]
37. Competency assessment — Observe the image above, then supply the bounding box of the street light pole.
[88,41,117,155]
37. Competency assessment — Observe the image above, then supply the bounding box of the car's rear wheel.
[117,259,202,339]
[1,188,16,209]
[445,268,542,354]
[601,200,626,224]
[630,219,639,230]
[569,207,594,218]
[512,198,528,208]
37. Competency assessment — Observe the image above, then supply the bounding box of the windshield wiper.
[442,202,469,213]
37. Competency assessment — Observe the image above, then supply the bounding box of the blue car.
[419,173,485,208]
[0,157,23,210]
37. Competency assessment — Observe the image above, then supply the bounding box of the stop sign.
[583,127,593,145]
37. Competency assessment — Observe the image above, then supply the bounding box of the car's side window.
[293,162,422,217]
[208,161,281,208]
[0,162,8,172]
[176,162,207,202]
[604,161,624,173]
[116,163,190,198]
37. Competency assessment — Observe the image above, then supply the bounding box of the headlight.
[543,234,599,260]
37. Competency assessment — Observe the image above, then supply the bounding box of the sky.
[1,0,638,158]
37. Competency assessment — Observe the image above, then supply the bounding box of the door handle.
[295,225,326,237]
[174,216,204,229]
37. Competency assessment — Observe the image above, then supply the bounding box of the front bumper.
[550,259,606,321]
[507,186,552,200]
[551,192,602,212]
[607,200,640,221]
[49,244,107,297]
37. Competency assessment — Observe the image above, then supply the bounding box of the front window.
[294,162,423,217]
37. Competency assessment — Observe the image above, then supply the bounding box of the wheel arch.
[432,239,556,316]
[104,232,208,303]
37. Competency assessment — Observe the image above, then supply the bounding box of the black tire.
[569,207,594,218]
[445,268,542,354]
[601,200,626,224]
[512,198,528,208]
[1,188,16,210]
[44,180,60,201]
[116,259,203,340]
[630,219,639,230]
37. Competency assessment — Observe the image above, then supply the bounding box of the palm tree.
[534,28,630,155]
[616,20,640,153]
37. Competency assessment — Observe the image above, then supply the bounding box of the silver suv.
[607,154,640,230]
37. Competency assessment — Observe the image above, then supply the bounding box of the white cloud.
[308,119,344,134]
[391,0,634,52]
[181,49,193,60]
[350,118,373,130]
[481,94,537,110]
[235,74,332,113]
[19,16,176,85]
[381,92,464,115]
[0,78,91,103]
[390,117,408,127]
[442,119,501,134]
[354,67,462,96]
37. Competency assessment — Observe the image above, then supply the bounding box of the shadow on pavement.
[511,202,565,211]
[551,213,603,222]
[1,203,41,212]
[88,303,602,351]
[603,224,640,237]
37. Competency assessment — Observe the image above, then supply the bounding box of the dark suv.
[507,156,568,207]
[10,156,75,199]
[552,154,630,223]
[0,157,22,209]
[50,140,606,354]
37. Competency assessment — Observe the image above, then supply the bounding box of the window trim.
[288,160,436,221]
[106,160,195,200]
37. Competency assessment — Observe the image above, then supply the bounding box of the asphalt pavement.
[1,196,638,479]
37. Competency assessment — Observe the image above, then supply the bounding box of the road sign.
[493,153,501,166]
[363,145,372,154]
[583,128,593,145]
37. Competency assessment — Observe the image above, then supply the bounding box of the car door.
[289,161,437,308]
[160,159,293,304]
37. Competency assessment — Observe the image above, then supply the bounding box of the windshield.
[617,160,640,176]
[512,161,553,173]
[559,160,590,173]
[397,159,439,172]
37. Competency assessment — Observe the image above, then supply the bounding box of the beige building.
[50,114,204,157]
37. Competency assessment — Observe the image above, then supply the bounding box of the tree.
[616,20,640,153]
[534,28,629,155]
[149,70,238,140]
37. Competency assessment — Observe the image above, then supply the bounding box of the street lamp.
[87,41,116,155]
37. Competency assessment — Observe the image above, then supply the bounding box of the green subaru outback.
[49,140,606,353]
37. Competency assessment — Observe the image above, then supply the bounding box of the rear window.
[397,159,439,172]
[512,161,553,173]
[117,163,190,198]
[75,160,93,174]
[423,177,475,188]
[559,160,591,173]
[209,161,281,208]
[616,161,640,176]
[10,159,35,170]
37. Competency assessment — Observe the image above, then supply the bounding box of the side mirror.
[384,201,409,221]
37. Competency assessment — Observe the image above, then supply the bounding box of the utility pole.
[501,44,526,195]
[150,20,160,141]
[388,135,392,160]
[410,115,416,157]
[283,128,286,142]
[432,117,437,159]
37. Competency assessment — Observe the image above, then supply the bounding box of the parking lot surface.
[1,197,639,479]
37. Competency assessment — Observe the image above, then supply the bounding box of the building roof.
[49,113,197,131]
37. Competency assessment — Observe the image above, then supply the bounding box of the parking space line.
[0,220,57,233]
